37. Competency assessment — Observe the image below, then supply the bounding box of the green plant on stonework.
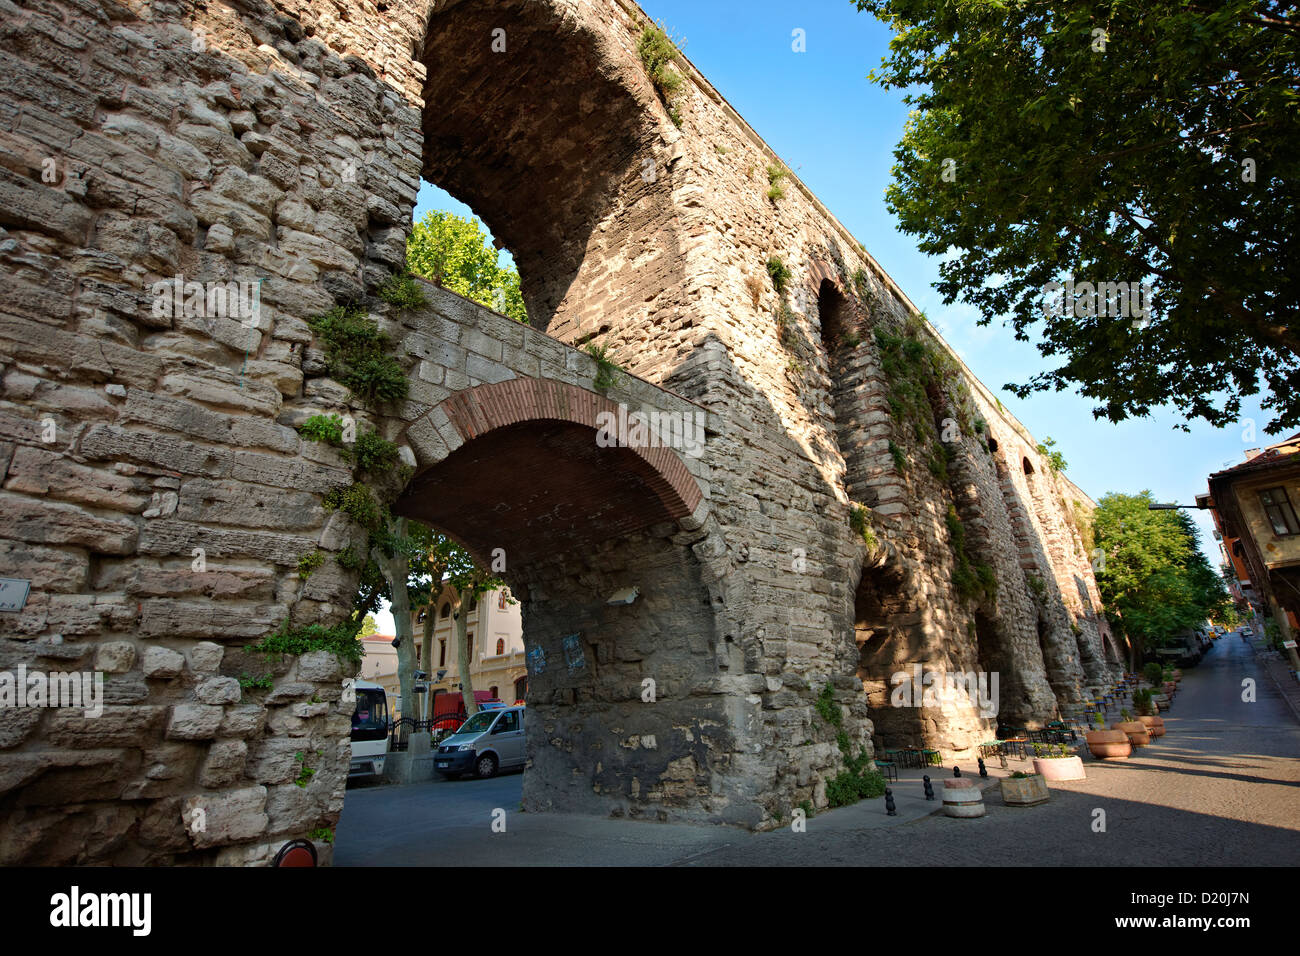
[1143,662,1163,687]
[638,21,684,126]
[323,482,387,534]
[774,302,799,351]
[238,673,273,691]
[813,684,886,807]
[1025,573,1047,600]
[307,305,408,404]
[1036,437,1068,474]
[336,546,364,572]
[945,505,997,605]
[584,343,622,393]
[308,827,334,845]
[297,551,324,579]
[766,163,787,202]
[798,799,815,819]
[293,750,323,788]
[849,503,878,551]
[815,682,841,726]
[248,618,365,666]
[298,413,347,447]
[352,429,399,476]
[377,269,427,310]
[766,256,791,294]
[889,439,907,472]
[841,327,862,348]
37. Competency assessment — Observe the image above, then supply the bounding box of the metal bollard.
[885,788,897,816]
[977,757,988,778]
[953,765,962,777]
[923,775,935,801]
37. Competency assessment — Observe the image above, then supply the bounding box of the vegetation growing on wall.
[307,306,408,404]
[638,21,685,127]
[946,505,997,605]
[815,683,888,807]
[247,619,366,666]
[378,269,427,310]
[766,256,791,294]
[584,342,623,393]
[849,503,879,551]
[766,164,788,202]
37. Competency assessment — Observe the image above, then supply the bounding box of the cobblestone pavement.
[336,632,1299,866]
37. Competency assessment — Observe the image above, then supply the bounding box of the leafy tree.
[854,0,1300,430]
[365,519,507,731]
[1093,491,1230,661]
[357,614,378,639]
[406,210,527,323]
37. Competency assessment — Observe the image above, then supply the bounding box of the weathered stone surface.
[142,646,186,679]
[166,704,224,740]
[0,0,1116,865]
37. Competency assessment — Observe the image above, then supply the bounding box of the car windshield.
[351,689,387,732]
[455,711,497,736]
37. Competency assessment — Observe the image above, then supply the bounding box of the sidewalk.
[1250,639,1300,723]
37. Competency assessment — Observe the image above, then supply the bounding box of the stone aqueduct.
[0,0,1124,862]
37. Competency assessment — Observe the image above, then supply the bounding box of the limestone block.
[166,704,225,740]
[195,676,242,705]
[94,641,136,673]
[142,646,186,679]
[182,785,269,848]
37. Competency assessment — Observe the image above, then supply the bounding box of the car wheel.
[475,753,498,779]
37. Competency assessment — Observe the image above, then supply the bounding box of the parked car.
[1242,626,1254,636]
[434,705,526,780]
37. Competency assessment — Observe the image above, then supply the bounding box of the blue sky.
[410,0,1281,569]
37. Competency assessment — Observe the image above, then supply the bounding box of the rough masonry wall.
[0,0,1117,863]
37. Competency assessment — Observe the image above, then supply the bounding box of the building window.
[498,590,508,610]
[416,608,427,624]
[489,685,498,699]
[1022,457,1034,475]
[440,603,451,619]
[438,639,446,667]
[496,638,505,656]
[514,675,528,702]
[468,595,478,612]
[1259,487,1299,536]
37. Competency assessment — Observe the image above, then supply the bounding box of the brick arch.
[396,378,706,567]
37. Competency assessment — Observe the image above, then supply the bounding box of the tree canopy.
[854,0,1300,431]
[1093,491,1231,653]
[406,210,527,323]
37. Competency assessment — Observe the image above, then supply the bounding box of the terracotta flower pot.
[1114,721,1150,746]
[1001,774,1050,807]
[1138,715,1166,737]
[1085,729,1132,759]
[1031,755,1086,781]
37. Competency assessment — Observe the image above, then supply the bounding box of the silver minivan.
[434,705,526,779]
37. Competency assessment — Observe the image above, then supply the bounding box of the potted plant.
[1085,711,1132,758]
[1000,770,1050,807]
[1031,742,1086,781]
[1114,708,1151,746]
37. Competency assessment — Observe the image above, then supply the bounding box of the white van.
[434,705,525,779]
[349,679,390,780]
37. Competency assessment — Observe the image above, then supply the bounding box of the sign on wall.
[0,578,31,612]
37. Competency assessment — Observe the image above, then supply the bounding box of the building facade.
[1201,433,1300,668]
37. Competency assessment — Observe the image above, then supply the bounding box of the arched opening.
[391,394,724,818]
[987,437,999,453]
[417,0,665,341]
[495,638,505,656]
[817,279,852,353]
[1022,457,1035,476]
[439,603,451,619]
[853,558,928,750]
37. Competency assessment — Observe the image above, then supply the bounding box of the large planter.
[942,778,985,818]
[1001,774,1050,807]
[1138,715,1166,737]
[1031,755,1086,781]
[1114,721,1151,746]
[1085,729,1132,759]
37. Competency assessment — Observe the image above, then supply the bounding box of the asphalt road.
[335,631,1299,866]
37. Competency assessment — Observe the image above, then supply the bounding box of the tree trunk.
[453,587,478,718]
[373,518,415,739]
[420,599,435,721]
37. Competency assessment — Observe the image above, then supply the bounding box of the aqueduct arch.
[0,0,1121,863]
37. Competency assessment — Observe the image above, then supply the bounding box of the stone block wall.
[0,0,1117,862]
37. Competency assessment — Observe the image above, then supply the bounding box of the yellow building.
[411,585,526,709]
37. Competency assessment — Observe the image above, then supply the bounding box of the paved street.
[335,631,1300,866]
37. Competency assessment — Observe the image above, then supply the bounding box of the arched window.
[489,685,498,699]
[438,639,446,667]
[468,595,478,612]
[495,638,505,656]
[987,437,999,453]
[439,603,451,619]
[817,279,852,353]
[514,675,528,702]
[1022,457,1034,475]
